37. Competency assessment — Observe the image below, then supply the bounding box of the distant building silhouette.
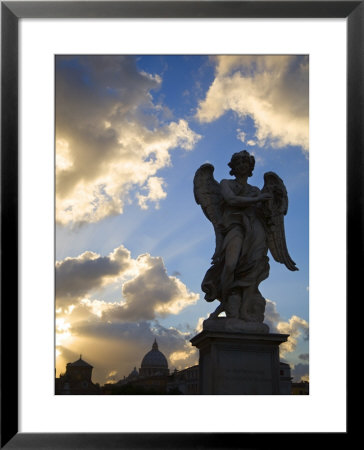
[291,380,309,395]
[105,339,170,394]
[104,339,199,394]
[279,362,293,395]
[167,365,199,394]
[55,355,100,395]
[56,341,299,395]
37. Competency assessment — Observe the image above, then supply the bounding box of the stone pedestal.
[190,329,289,395]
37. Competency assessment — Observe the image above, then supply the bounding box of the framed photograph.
[2,1,358,447]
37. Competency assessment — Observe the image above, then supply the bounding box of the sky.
[55,55,309,386]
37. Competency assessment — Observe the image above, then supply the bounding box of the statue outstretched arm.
[220,179,272,207]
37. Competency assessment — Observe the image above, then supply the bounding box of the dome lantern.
[152,338,158,351]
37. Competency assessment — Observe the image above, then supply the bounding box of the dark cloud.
[292,363,309,382]
[302,328,309,341]
[56,246,132,307]
[56,246,198,320]
[100,254,198,322]
[71,318,152,340]
[299,353,309,361]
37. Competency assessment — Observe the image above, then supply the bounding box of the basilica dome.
[141,339,168,369]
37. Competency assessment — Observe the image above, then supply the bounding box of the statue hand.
[258,193,273,202]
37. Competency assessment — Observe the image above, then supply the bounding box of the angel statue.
[194,150,298,331]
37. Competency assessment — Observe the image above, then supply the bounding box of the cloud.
[195,317,205,333]
[276,315,309,356]
[264,299,281,330]
[169,347,198,370]
[56,55,201,225]
[137,176,166,210]
[247,140,257,146]
[105,369,119,384]
[299,353,309,361]
[196,55,308,151]
[195,314,210,333]
[236,129,246,142]
[265,299,309,357]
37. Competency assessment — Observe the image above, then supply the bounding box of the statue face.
[233,157,251,176]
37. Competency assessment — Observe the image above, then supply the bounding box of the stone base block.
[203,317,269,334]
[190,330,288,395]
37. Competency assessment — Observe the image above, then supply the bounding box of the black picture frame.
[1,1,357,448]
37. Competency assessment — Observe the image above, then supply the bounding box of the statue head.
[228,150,255,177]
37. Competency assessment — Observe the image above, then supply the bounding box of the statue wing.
[261,172,298,271]
[193,163,224,263]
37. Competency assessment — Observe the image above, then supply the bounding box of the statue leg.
[225,291,241,318]
[240,285,266,322]
[209,302,224,318]
[239,285,255,321]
